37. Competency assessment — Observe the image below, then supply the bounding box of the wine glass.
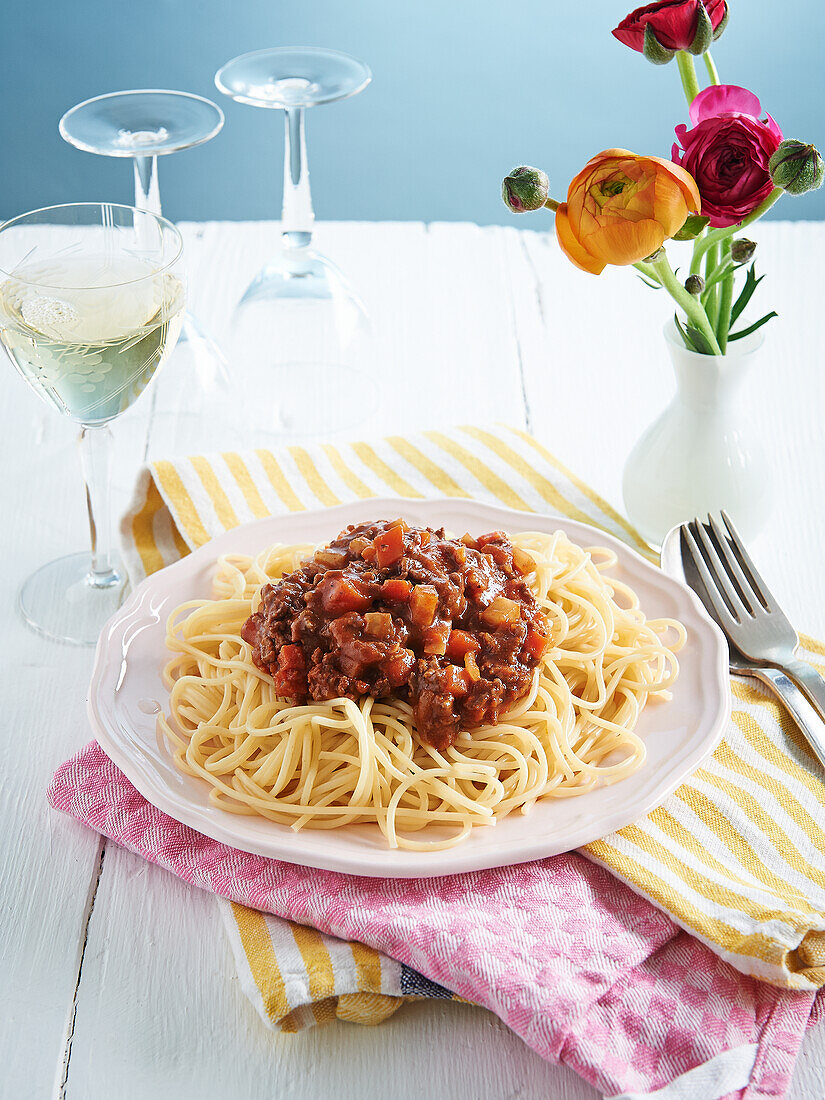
[59,91,239,451]
[0,203,185,645]
[215,48,376,437]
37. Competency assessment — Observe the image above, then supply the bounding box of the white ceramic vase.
[622,320,772,548]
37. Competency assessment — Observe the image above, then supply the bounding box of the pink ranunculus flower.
[672,85,783,228]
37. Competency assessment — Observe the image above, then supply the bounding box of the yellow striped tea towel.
[220,900,462,1032]
[121,424,825,995]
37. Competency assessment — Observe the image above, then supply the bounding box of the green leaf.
[728,311,778,341]
[674,313,701,352]
[636,275,662,290]
[729,263,765,328]
[686,324,713,354]
[672,214,710,242]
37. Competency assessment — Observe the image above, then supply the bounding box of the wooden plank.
[0,405,116,1099]
[65,845,594,1100]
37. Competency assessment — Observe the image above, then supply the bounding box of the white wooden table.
[2,220,823,1099]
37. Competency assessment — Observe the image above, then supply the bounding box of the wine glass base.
[229,249,377,438]
[242,249,360,302]
[60,90,224,157]
[19,552,128,646]
[215,48,371,109]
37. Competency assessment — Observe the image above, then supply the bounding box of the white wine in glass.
[0,203,185,645]
[1,255,184,424]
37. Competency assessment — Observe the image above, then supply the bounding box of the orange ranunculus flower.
[555,149,701,274]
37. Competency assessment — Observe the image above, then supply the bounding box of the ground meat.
[241,520,549,750]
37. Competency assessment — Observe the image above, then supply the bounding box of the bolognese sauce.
[241,520,549,750]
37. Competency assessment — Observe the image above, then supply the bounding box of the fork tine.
[690,519,753,620]
[720,510,777,612]
[681,523,739,630]
[707,513,763,612]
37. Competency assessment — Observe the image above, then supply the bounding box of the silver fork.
[676,511,825,771]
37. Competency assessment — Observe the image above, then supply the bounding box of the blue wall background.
[2,1,823,225]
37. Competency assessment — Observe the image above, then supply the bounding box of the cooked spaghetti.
[160,524,685,851]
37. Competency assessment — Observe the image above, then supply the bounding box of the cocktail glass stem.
[133,155,161,217]
[282,107,314,257]
[79,425,120,589]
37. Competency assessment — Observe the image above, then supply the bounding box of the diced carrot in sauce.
[419,530,432,545]
[365,612,393,639]
[273,644,307,696]
[382,577,412,602]
[464,568,488,599]
[481,543,512,572]
[523,625,548,661]
[410,584,439,627]
[385,647,415,687]
[442,663,469,696]
[464,651,481,682]
[476,531,508,547]
[422,621,450,655]
[461,533,478,549]
[373,523,406,567]
[447,629,480,658]
[320,574,373,614]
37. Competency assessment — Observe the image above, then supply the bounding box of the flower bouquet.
[502,0,823,543]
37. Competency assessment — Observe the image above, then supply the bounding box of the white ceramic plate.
[88,498,730,877]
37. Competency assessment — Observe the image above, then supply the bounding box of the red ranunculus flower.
[613,0,726,53]
[672,85,783,228]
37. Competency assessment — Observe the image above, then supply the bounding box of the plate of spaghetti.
[87,498,729,876]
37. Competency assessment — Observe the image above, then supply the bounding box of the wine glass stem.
[281,107,314,250]
[134,155,162,217]
[79,425,119,588]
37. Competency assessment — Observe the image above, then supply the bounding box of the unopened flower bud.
[684,274,705,296]
[730,238,756,263]
[769,140,825,196]
[502,166,550,213]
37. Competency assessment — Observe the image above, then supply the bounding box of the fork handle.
[782,658,825,728]
[751,664,825,772]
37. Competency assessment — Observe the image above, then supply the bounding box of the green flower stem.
[691,188,784,268]
[704,241,720,328]
[543,197,561,212]
[716,238,734,352]
[689,231,706,276]
[633,261,662,286]
[676,51,701,105]
[652,251,723,354]
[703,259,735,292]
[703,51,720,85]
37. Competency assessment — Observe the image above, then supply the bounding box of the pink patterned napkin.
[48,741,820,1099]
